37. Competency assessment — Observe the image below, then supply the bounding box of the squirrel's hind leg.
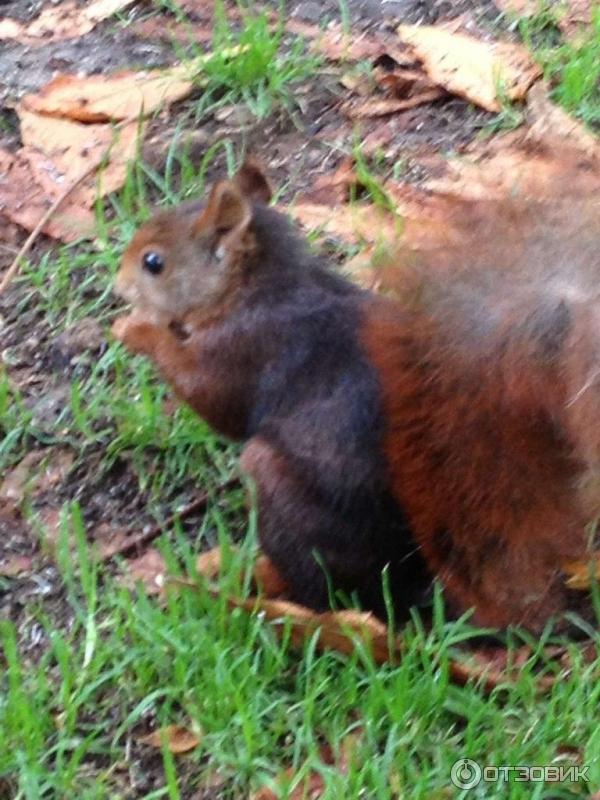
[240,438,427,618]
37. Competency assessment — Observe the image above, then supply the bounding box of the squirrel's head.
[114,161,272,324]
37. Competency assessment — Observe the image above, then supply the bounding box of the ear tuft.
[234,160,272,205]
[194,180,251,238]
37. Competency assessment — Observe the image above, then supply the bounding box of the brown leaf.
[131,16,213,46]
[21,67,194,124]
[397,24,541,111]
[0,555,33,577]
[230,596,396,664]
[251,732,362,799]
[374,67,435,99]
[196,547,224,580]
[37,507,63,549]
[17,108,142,204]
[0,0,136,46]
[304,158,357,205]
[341,88,445,119]
[120,548,167,595]
[137,724,201,754]
[314,23,413,65]
[0,148,96,242]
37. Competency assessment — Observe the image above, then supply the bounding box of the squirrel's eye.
[142,251,164,275]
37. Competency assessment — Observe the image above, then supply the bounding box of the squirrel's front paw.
[111,314,159,356]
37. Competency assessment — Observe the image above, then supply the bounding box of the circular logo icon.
[451,758,482,789]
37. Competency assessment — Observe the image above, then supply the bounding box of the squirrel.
[112,160,600,633]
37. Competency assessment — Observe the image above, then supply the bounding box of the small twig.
[100,479,238,560]
[0,160,99,295]
[0,113,141,296]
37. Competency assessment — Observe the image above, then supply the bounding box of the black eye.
[142,251,164,275]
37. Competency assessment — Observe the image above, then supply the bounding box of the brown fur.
[114,163,600,632]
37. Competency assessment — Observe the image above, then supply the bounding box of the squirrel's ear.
[194,179,251,239]
[234,160,272,204]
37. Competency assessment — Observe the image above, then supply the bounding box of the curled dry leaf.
[21,67,195,124]
[196,546,225,580]
[137,724,201,754]
[398,24,541,111]
[0,0,136,46]
[230,595,396,664]
[17,109,141,205]
[0,148,96,241]
[341,88,445,119]
[313,23,413,65]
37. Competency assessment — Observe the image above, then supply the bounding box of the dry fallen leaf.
[313,23,413,65]
[137,724,201,754]
[230,595,396,664]
[196,546,224,580]
[0,148,96,241]
[0,555,33,577]
[21,66,195,124]
[0,0,136,46]
[398,24,541,111]
[341,88,445,119]
[120,548,167,596]
[17,109,142,206]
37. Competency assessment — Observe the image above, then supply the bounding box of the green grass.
[519,2,600,127]
[2,521,600,798]
[148,0,322,120]
[2,139,600,799]
[3,4,600,797]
